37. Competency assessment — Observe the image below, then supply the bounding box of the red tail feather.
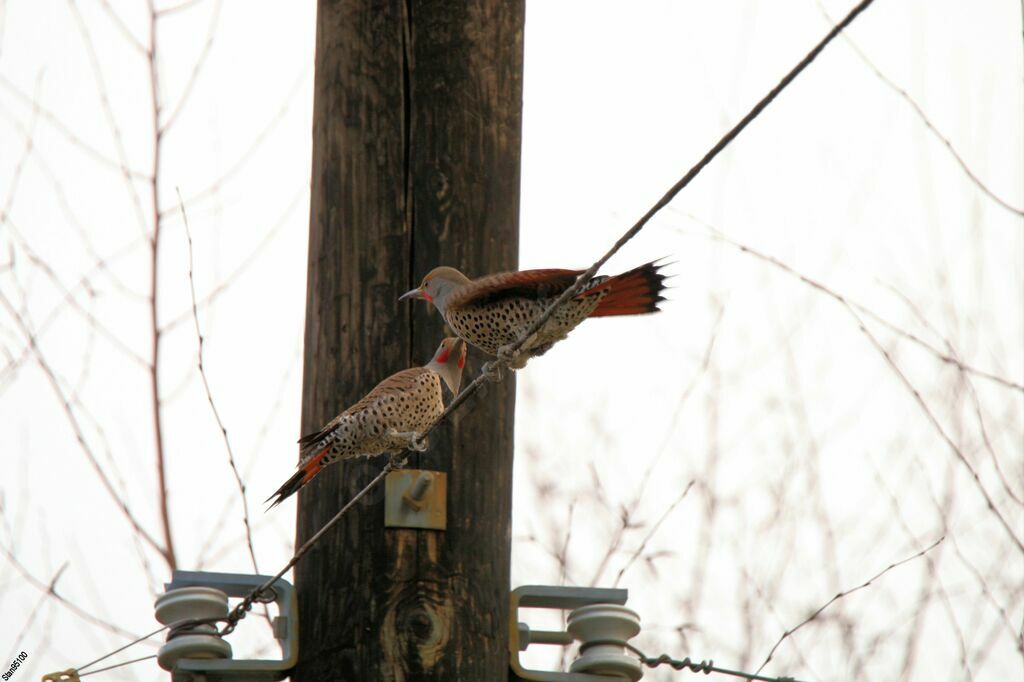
[266,448,328,509]
[588,261,667,317]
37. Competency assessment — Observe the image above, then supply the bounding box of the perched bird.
[399,261,667,368]
[266,337,467,508]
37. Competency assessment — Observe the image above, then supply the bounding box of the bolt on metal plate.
[385,470,447,530]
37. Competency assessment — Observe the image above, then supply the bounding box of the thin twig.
[690,221,1023,392]
[556,501,576,587]
[3,225,149,367]
[612,480,695,587]
[156,0,206,17]
[0,291,168,559]
[194,342,300,568]
[164,69,310,217]
[881,281,1023,507]
[0,77,150,180]
[496,0,879,358]
[0,542,152,643]
[6,563,66,660]
[147,0,177,570]
[587,505,637,588]
[161,185,306,333]
[707,230,1024,551]
[633,314,720,504]
[947,533,1022,650]
[0,238,149,390]
[227,0,880,626]
[846,307,1024,553]
[755,536,945,674]
[178,189,260,575]
[95,0,148,55]
[817,0,1024,218]
[159,0,222,132]
[65,0,151,239]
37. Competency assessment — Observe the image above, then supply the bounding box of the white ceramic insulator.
[567,603,643,681]
[154,586,233,671]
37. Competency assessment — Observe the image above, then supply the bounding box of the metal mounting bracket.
[509,585,635,681]
[385,469,447,530]
[165,570,298,682]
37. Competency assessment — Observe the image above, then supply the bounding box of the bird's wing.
[343,366,431,415]
[296,367,429,453]
[297,413,345,452]
[448,268,588,308]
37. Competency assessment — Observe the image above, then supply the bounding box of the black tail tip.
[265,470,305,511]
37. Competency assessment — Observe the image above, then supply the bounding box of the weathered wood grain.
[295,1,523,679]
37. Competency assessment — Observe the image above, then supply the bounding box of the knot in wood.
[382,577,454,674]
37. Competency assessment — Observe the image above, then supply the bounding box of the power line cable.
[214,0,881,640]
[53,0,881,670]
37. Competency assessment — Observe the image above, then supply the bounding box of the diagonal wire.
[78,654,158,677]
[74,625,168,674]
[35,0,888,667]
[489,0,880,357]
[162,0,884,640]
[218,462,397,634]
[617,639,803,682]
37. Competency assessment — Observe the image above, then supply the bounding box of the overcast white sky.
[0,1,1021,680]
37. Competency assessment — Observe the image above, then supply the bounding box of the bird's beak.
[399,287,422,302]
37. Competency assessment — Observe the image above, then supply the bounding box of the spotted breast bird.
[266,337,467,508]
[399,261,667,368]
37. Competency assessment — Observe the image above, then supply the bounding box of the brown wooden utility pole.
[295,1,523,679]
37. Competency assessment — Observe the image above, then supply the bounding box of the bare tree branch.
[881,281,1024,508]
[818,0,1024,218]
[847,307,1024,553]
[6,563,65,660]
[95,0,149,55]
[194,341,300,568]
[0,77,150,180]
[612,480,694,587]
[686,221,1024,392]
[159,0,222,132]
[702,228,1024,552]
[756,536,945,675]
[66,0,151,239]
[4,224,149,368]
[0,290,169,561]
[0,541,154,643]
[161,184,305,333]
[156,0,207,17]
[145,0,177,570]
[178,190,260,575]
[164,70,310,217]
[634,311,721,504]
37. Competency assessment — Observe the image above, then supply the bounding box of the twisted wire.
[60,0,881,660]
[580,639,802,682]
[216,0,877,640]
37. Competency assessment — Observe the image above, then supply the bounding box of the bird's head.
[399,266,470,315]
[426,337,468,395]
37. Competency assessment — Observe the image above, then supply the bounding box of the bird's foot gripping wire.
[481,359,505,382]
[497,332,536,370]
[389,430,428,452]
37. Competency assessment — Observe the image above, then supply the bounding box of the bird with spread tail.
[266,337,467,508]
[399,261,667,368]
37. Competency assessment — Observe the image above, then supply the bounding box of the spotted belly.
[445,294,604,357]
[325,375,443,461]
